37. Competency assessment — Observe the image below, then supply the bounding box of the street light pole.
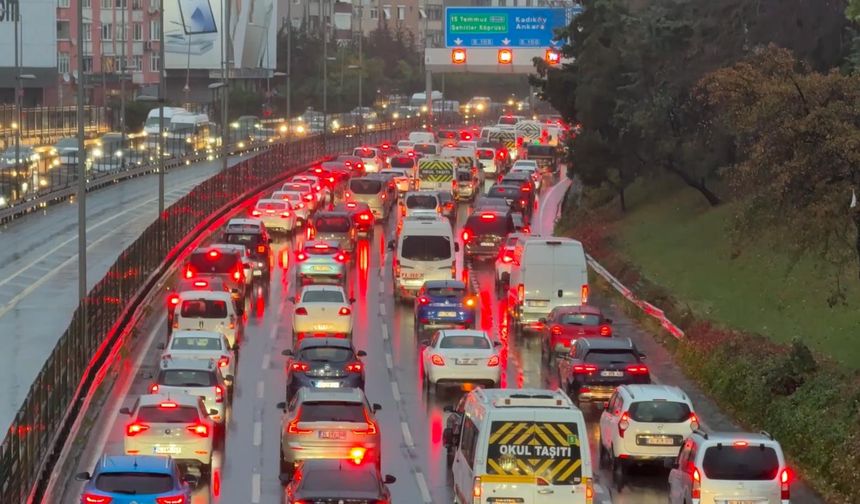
[14,10,20,179]
[158,1,165,215]
[286,7,292,137]
[77,0,89,307]
[221,0,231,173]
[322,0,328,148]
[358,2,363,137]
[120,1,126,153]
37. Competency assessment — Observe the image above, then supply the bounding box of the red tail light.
[461,228,473,242]
[187,423,210,437]
[149,383,159,393]
[626,364,649,375]
[192,280,208,288]
[296,252,308,261]
[517,283,524,303]
[417,296,430,305]
[291,361,310,372]
[251,209,262,217]
[156,496,186,504]
[159,401,178,409]
[359,213,371,221]
[521,185,531,192]
[288,408,312,434]
[295,307,308,316]
[281,211,291,218]
[335,253,348,263]
[497,150,506,159]
[691,466,701,499]
[215,384,224,403]
[257,245,267,254]
[431,354,445,366]
[780,468,791,499]
[218,356,230,369]
[233,269,242,282]
[487,355,500,367]
[463,296,477,308]
[573,364,598,374]
[479,212,496,221]
[581,284,589,304]
[352,409,378,435]
[184,266,194,279]
[338,306,352,316]
[519,199,527,206]
[304,194,314,201]
[346,361,363,373]
[82,495,113,504]
[618,412,630,438]
[126,422,150,436]
[393,259,400,277]
[167,294,180,307]
[599,324,612,336]
[689,412,700,430]
[550,325,563,336]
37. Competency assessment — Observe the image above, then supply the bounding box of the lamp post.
[120,0,127,153]
[322,0,329,148]
[76,0,88,310]
[273,71,287,136]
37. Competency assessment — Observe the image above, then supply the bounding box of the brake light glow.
[618,412,630,438]
[626,364,649,375]
[156,496,186,504]
[233,269,242,282]
[126,422,149,436]
[463,296,477,308]
[480,212,496,221]
[281,211,291,218]
[159,401,178,409]
[346,361,363,373]
[193,280,208,288]
[430,354,445,366]
[335,253,348,263]
[461,228,472,242]
[359,213,371,221]
[487,355,500,367]
[733,440,749,447]
[218,356,230,368]
[780,468,791,499]
[691,467,701,499]
[349,446,367,464]
[149,383,159,393]
[550,325,563,336]
[215,384,224,403]
[187,423,210,437]
[295,307,308,316]
[184,267,194,279]
[573,364,598,374]
[338,306,352,316]
[352,408,378,435]
[296,252,308,261]
[304,194,314,201]
[288,408,312,434]
[417,296,430,305]
[689,412,700,430]
[168,294,180,306]
[291,361,310,372]
[517,283,524,303]
[599,324,612,336]
[82,494,113,504]
[251,209,262,217]
[581,284,590,304]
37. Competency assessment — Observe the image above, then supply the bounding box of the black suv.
[282,338,367,401]
[183,247,246,302]
[222,219,272,278]
[461,209,515,260]
[557,337,650,406]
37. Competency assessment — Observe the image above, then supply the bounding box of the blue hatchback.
[413,280,477,339]
[76,455,194,504]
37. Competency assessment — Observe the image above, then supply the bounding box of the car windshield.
[95,473,175,493]
[440,335,491,349]
[628,401,691,423]
[301,468,379,493]
[314,217,350,232]
[426,287,465,298]
[401,236,451,261]
[189,253,240,273]
[299,347,354,362]
[171,337,223,351]
[159,369,216,387]
[584,350,639,365]
[180,299,228,318]
[406,195,438,209]
[302,290,345,303]
[137,405,200,423]
[350,179,383,194]
[558,313,602,326]
[299,401,366,422]
[466,215,511,235]
[702,446,780,481]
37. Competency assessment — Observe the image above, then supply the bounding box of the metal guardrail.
[0,119,420,503]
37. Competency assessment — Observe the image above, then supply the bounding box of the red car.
[540,305,612,357]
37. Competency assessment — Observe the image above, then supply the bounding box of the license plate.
[646,436,675,446]
[153,445,181,455]
[402,272,423,279]
[315,380,340,388]
[314,324,331,331]
[252,270,263,276]
[481,242,494,247]
[318,430,346,440]
[438,311,458,317]
[726,501,758,504]
[600,370,624,377]
[456,359,477,365]
[527,300,549,307]
[312,265,331,272]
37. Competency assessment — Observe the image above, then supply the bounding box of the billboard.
[445,6,574,48]
[0,0,57,68]
[164,0,277,70]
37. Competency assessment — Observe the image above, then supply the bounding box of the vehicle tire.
[279,455,293,483]
[612,451,626,491]
[434,382,443,396]
[599,442,609,469]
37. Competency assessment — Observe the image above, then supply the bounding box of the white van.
[390,215,457,301]
[143,106,187,150]
[173,290,239,347]
[408,130,436,144]
[449,388,594,504]
[507,237,589,335]
[166,113,213,156]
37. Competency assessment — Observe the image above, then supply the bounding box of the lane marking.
[379,302,386,316]
[381,324,389,341]
[414,471,432,504]
[262,352,271,370]
[385,352,393,370]
[253,421,262,446]
[251,473,261,503]
[390,381,401,402]
[378,279,384,292]
[256,380,265,400]
[401,421,414,448]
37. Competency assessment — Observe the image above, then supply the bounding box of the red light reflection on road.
[212,468,221,497]
[431,410,443,446]
[354,240,370,299]
[255,294,265,319]
[480,290,492,331]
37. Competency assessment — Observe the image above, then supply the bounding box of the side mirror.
[454,243,460,252]
[596,401,606,411]
[603,401,610,410]
[74,471,91,481]
[119,407,132,415]
[639,353,647,360]
[372,403,382,412]
[442,427,453,446]
[183,473,199,487]
[538,318,547,324]
[350,298,356,304]
[387,240,396,250]
[224,375,234,383]
[442,405,454,413]
[605,318,613,324]
[493,341,502,347]
[383,474,397,485]
[232,343,240,351]
[209,408,219,416]
[357,350,367,357]
[276,401,287,411]
[156,343,165,350]
[282,349,294,357]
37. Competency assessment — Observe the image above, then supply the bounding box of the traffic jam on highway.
[70,116,796,504]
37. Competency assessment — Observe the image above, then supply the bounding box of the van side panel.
[515,240,589,325]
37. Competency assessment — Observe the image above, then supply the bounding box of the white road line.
[262,352,271,370]
[401,421,415,448]
[251,473,261,503]
[381,324,389,341]
[256,380,265,400]
[379,302,386,316]
[414,471,432,504]
[378,279,384,292]
[390,381,401,402]
[253,421,263,446]
[385,353,393,369]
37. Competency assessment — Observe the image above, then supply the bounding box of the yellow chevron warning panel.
[418,159,455,182]
[486,420,584,485]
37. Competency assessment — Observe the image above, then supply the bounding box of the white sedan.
[421,329,501,394]
[271,190,310,224]
[291,285,355,344]
[160,329,236,385]
[511,160,541,190]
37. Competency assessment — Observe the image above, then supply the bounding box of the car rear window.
[401,236,451,261]
[95,473,174,493]
[477,149,495,159]
[702,446,780,481]
[314,216,351,232]
[159,369,216,387]
[558,313,602,326]
[457,171,473,182]
[584,350,639,365]
[256,201,287,210]
[189,252,241,273]
[527,145,555,157]
[353,148,377,159]
[299,347,354,362]
[628,401,691,423]
[414,144,437,155]
[465,214,512,235]
[171,337,223,351]
[350,179,383,194]
[180,299,228,318]
[487,186,522,199]
[406,194,438,209]
[498,116,518,125]
[304,244,339,256]
[136,405,200,423]
[440,335,490,349]
[301,468,379,494]
[426,287,465,298]
[302,290,345,303]
[390,157,414,168]
[223,233,262,246]
[299,402,366,422]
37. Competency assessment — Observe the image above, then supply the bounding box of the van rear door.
[521,241,588,323]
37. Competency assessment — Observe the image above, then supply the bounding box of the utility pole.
[322,0,328,148]
[423,0,432,127]
[120,0,126,158]
[221,0,231,173]
[77,0,89,310]
[14,10,20,186]
[357,2,363,137]
[158,0,165,214]
[286,9,292,137]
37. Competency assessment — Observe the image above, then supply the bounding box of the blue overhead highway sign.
[445,6,581,49]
